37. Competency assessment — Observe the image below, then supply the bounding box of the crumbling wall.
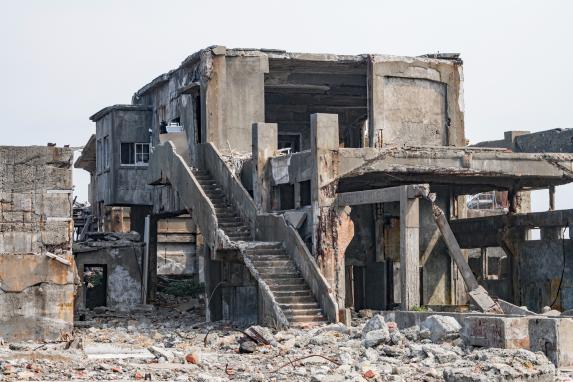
[0,146,76,342]
[74,233,144,311]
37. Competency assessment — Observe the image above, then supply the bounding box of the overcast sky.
[1,0,571,211]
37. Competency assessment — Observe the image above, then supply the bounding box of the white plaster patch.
[271,155,291,184]
[107,265,141,310]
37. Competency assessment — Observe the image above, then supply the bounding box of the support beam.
[336,184,430,207]
[399,186,420,310]
[431,203,502,313]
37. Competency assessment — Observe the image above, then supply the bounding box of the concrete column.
[310,113,348,321]
[399,186,420,310]
[252,123,277,213]
[549,186,556,211]
[146,216,158,302]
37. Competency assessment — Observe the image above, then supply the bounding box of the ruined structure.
[75,46,573,332]
[0,146,76,341]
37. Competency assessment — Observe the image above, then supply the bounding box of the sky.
[0,0,571,211]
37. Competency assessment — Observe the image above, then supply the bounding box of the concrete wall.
[92,106,153,208]
[157,216,197,275]
[74,242,144,311]
[368,55,465,147]
[0,146,76,341]
[518,240,573,312]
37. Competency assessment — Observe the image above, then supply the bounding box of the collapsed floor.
[1,297,572,382]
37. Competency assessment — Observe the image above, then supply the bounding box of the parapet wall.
[0,146,76,341]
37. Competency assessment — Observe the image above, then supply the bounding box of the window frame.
[120,142,150,167]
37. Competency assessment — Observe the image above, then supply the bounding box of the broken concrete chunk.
[421,315,461,343]
[362,328,390,348]
[402,325,421,341]
[147,346,175,362]
[244,325,277,346]
[239,340,257,354]
[362,314,387,336]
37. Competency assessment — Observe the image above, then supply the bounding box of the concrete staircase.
[193,170,251,242]
[192,169,327,326]
[244,245,327,326]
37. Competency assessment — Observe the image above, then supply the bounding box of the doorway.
[84,264,107,309]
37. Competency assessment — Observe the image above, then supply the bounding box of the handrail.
[148,141,220,250]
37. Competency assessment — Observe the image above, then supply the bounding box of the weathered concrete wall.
[91,105,153,208]
[157,216,197,275]
[514,128,573,153]
[368,55,464,147]
[0,146,76,341]
[518,240,573,312]
[74,238,144,311]
[473,129,573,153]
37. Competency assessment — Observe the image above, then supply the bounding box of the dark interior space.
[265,59,368,150]
[84,264,107,309]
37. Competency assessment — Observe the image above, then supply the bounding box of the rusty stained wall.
[0,146,76,342]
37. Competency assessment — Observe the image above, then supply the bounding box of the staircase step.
[245,248,286,256]
[251,259,293,267]
[280,302,320,310]
[255,266,298,274]
[259,272,301,280]
[218,217,243,223]
[276,296,316,304]
[286,314,327,323]
[267,278,307,286]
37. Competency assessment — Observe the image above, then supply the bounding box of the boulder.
[420,315,461,343]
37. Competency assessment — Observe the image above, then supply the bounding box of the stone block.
[462,316,530,349]
[529,317,573,368]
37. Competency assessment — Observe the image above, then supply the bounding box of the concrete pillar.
[147,216,158,302]
[252,123,277,213]
[310,113,348,320]
[549,185,556,211]
[399,186,420,310]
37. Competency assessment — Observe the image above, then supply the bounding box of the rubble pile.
[0,304,571,381]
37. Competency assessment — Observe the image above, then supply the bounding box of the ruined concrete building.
[0,146,76,341]
[74,46,573,332]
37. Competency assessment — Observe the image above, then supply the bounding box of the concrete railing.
[148,141,220,250]
[255,214,339,323]
[199,143,257,238]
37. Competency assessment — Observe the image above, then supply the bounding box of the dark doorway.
[84,265,107,309]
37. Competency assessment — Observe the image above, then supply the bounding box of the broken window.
[120,143,150,165]
[278,134,301,153]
